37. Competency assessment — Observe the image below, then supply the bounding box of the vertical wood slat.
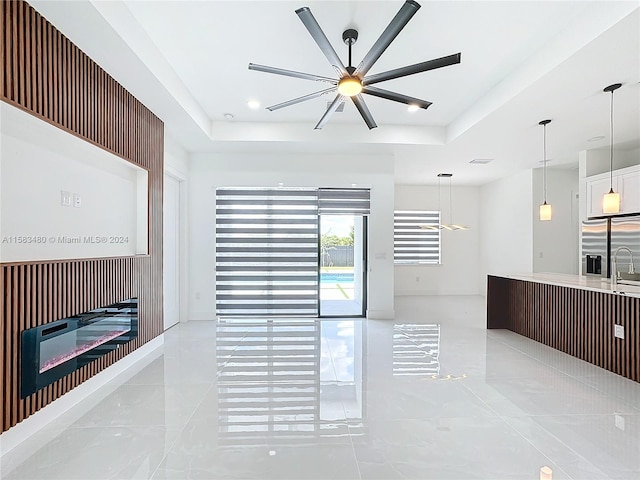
[487,275,640,383]
[1,0,164,434]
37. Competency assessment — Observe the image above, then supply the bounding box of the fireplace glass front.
[21,298,138,398]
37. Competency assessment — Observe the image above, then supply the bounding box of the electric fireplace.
[21,298,138,398]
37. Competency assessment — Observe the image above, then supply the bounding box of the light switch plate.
[61,190,71,207]
[614,324,624,339]
[73,194,81,208]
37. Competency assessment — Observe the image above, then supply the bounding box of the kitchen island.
[487,273,640,383]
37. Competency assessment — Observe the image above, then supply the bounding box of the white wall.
[532,167,580,274]
[0,102,147,262]
[188,152,395,320]
[394,185,481,295]
[585,146,640,177]
[479,169,534,293]
[164,135,190,177]
[164,135,190,323]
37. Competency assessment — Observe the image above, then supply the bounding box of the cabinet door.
[619,169,640,214]
[587,177,618,217]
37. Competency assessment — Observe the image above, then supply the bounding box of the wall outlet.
[614,324,625,339]
[73,193,81,208]
[615,414,625,431]
[195,292,201,300]
[61,190,71,207]
[415,276,420,283]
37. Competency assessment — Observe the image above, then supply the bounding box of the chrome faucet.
[612,246,636,287]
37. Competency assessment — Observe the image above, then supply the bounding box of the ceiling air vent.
[469,158,493,165]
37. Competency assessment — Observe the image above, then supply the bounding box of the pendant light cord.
[437,176,441,225]
[543,123,547,203]
[609,89,614,190]
[449,176,453,224]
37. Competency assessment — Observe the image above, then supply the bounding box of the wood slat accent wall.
[1,0,164,433]
[487,275,640,383]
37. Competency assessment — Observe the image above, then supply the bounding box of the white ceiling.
[29,0,640,185]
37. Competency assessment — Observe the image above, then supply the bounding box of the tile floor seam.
[148,382,216,480]
[459,381,581,479]
[492,413,580,480]
[461,372,621,480]
[479,332,640,416]
[215,321,251,378]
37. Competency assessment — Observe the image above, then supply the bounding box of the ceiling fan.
[248,0,461,130]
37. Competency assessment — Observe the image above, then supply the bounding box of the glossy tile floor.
[2,296,639,480]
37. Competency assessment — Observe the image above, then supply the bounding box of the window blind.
[216,188,319,316]
[393,210,440,264]
[317,188,370,215]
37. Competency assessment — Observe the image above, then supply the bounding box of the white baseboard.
[395,289,482,296]
[188,311,216,320]
[366,309,395,319]
[0,334,164,457]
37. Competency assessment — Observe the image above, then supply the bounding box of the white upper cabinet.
[619,169,640,214]
[585,164,640,217]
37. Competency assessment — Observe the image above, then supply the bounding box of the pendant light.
[602,83,621,214]
[539,119,552,221]
[422,173,469,230]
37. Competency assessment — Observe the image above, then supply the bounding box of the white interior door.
[163,174,180,330]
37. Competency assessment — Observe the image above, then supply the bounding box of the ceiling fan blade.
[314,94,344,130]
[363,53,461,86]
[354,0,421,77]
[267,87,338,111]
[296,7,347,76]
[351,95,378,130]
[249,63,338,84]
[363,85,432,109]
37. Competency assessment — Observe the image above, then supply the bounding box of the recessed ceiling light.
[469,158,493,164]
[247,100,260,110]
[588,135,605,142]
[407,104,419,113]
[223,113,234,120]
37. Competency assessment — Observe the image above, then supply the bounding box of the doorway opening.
[319,215,367,317]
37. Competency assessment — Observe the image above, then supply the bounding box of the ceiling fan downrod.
[342,29,358,75]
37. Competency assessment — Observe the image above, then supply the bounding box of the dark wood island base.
[487,274,640,383]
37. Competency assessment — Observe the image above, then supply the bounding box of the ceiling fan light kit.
[249,0,461,129]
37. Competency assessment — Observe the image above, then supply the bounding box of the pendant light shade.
[603,190,620,214]
[602,83,621,214]
[539,202,552,221]
[538,119,552,221]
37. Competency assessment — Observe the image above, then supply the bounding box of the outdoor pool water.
[320,272,354,283]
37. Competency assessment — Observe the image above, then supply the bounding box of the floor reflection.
[393,323,440,376]
[215,318,364,445]
[2,296,639,479]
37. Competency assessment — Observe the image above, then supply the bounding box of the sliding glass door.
[215,187,369,318]
[319,215,367,317]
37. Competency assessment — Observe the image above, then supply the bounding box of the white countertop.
[499,272,640,298]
